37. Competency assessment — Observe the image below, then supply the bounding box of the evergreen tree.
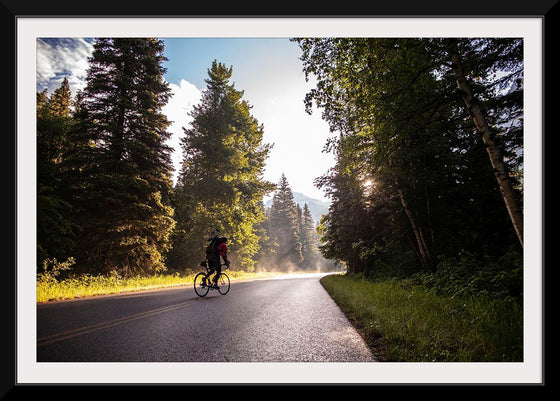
[299,203,320,270]
[48,78,73,118]
[253,205,277,271]
[64,38,175,275]
[36,78,79,266]
[169,60,274,272]
[315,155,378,275]
[268,174,303,269]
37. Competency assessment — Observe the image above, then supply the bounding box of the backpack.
[205,236,220,255]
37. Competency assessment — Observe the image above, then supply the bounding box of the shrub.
[407,248,523,300]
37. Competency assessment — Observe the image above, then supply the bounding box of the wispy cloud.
[36,38,94,94]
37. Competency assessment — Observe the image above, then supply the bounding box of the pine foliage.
[36,79,79,266]
[168,60,274,272]
[63,38,175,275]
[267,174,303,269]
[259,174,326,271]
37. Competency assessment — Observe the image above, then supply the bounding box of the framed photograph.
[7,0,552,390]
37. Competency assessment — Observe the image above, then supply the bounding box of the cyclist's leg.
[213,265,222,285]
[207,255,220,286]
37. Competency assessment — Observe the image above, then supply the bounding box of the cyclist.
[206,234,230,289]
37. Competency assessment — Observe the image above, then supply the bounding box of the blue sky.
[36,37,335,202]
[163,38,299,88]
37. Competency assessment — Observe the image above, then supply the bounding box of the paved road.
[37,273,376,362]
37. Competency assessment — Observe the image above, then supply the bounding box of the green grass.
[36,268,283,303]
[320,273,523,362]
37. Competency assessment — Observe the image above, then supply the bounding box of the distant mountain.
[265,192,330,224]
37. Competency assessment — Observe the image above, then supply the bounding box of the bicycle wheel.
[217,273,230,295]
[194,272,210,297]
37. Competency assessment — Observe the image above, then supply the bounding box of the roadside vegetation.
[36,258,282,303]
[298,38,526,363]
[320,273,523,362]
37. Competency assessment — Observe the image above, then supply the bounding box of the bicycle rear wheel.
[194,272,210,297]
[217,273,230,295]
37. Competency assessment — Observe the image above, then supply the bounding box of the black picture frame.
[5,0,555,395]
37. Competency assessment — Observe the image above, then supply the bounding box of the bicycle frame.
[194,262,230,297]
[202,262,228,276]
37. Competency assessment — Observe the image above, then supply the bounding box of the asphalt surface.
[37,273,376,362]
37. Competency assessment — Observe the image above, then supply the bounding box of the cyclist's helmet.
[220,236,228,243]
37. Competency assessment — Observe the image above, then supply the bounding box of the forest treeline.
[293,37,523,299]
[37,38,329,277]
[37,37,524,299]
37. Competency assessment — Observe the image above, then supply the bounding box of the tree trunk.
[448,39,524,248]
[397,186,433,271]
[425,183,438,255]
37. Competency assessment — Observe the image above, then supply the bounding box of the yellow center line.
[37,299,199,347]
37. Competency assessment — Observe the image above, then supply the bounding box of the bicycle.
[194,262,231,297]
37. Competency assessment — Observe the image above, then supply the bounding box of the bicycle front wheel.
[194,272,209,297]
[217,273,230,295]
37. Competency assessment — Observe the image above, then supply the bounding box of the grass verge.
[320,273,523,362]
[36,269,284,303]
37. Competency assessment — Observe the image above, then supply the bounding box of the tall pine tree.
[169,60,274,272]
[37,78,79,267]
[268,174,303,269]
[64,38,175,275]
[299,203,320,270]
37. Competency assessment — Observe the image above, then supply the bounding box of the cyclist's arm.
[218,243,230,265]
